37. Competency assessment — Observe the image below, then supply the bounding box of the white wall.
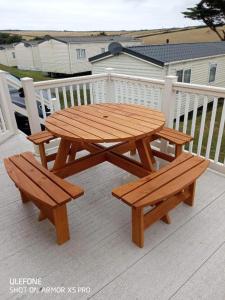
[39,39,71,74]
[0,48,17,67]
[92,52,225,88]
[167,55,225,88]
[15,43,35,70]
[38,39,141,74]
[32,46,42,70]
[0,50,8,66]
[15,43,42,71]
[92,52,165,79]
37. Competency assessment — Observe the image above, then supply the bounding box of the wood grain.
[45,103,165,143]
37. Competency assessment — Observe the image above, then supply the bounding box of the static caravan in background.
[38,36,141,76]
[90,41,225,114]
[90,41,225,87]
[15,41,42,71]
[0,44,17,67]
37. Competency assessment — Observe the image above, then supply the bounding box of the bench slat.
[113,153,209,208]
[135,160,209,208]
[112,153,191,198]
[4,159,57,208]
[9,155,71,205]
[21,152,84,199]
[160,127,193,139]
[122,156,204,205]
[27,131,55,145]
[154,127,193,145]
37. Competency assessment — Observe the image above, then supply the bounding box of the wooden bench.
[130,127,193,160]
[27,131,57,169]
[152,127,193,159]
[27,131,84,169]
[112,153,209,248]
[4,152,84,245]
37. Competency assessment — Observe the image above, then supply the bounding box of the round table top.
[45,103,165,143]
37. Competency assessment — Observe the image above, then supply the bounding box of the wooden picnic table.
[45,103,165,178]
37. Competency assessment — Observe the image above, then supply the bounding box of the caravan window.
[176,69,191,83]
[184,69,191,83]
[209,63,217,83]
[176,70,183,82]
[76,49,86,60]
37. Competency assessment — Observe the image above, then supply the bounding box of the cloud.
[0,0,200,30]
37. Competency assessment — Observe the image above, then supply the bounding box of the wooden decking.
[0,133,225,299]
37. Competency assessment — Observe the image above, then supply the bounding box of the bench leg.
[155,201,171,224]
[68,142,80,163]
[161,214,171,224]
[53,205,70,245]
[68,151,77,163]
[175,145,183,157]
[20,191,30,203]
[129,141,137,156]
[132,207,144,248]
[38,210,47,221]
[39,143,48,169]
[183,182,196,207]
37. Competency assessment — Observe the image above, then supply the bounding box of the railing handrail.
[173,81,225,98]
[34,73,108,89]
[6,77,21,89]
[0,71,18,139]
[111,73,165,86]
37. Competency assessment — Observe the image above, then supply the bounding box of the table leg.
[52,139,72,170]
[68,141,82,163]
[135,137,155,172]
[39,143,48,169]
[129,141,137,156]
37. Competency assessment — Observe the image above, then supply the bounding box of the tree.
[0,32,22,44]
[99,31,107,36]
[0,33,10,44]
[183,0,225,40]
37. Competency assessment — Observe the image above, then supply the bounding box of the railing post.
[21,77,41,134]
[105,68,115,103]
[52,97,61,111]
[161,75,177,127]
[0,71,18,134]
[160,75,177,154]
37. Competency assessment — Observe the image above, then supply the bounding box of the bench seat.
[153,127,193,158]
[27,130,84,169]
[27,131,57,169]
[112,153,209,248]
[4,152,84,245]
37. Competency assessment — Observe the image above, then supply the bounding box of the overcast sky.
[0,0,201,31]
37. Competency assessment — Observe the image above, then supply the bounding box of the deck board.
[0,133,225,299]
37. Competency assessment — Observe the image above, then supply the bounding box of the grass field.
[141,25,225,44]
[0,30,135,40]
[2,25,225,44]
[0,64,51,81]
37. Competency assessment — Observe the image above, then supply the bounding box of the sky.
[0,0,201,31]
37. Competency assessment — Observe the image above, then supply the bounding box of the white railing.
[20,73,109,134]
[0,71,18,143]
[110,73,165,111]
[0,105,7,132]
[34,73,108,107]
[172,82,225,172]
[0,69,225,173]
